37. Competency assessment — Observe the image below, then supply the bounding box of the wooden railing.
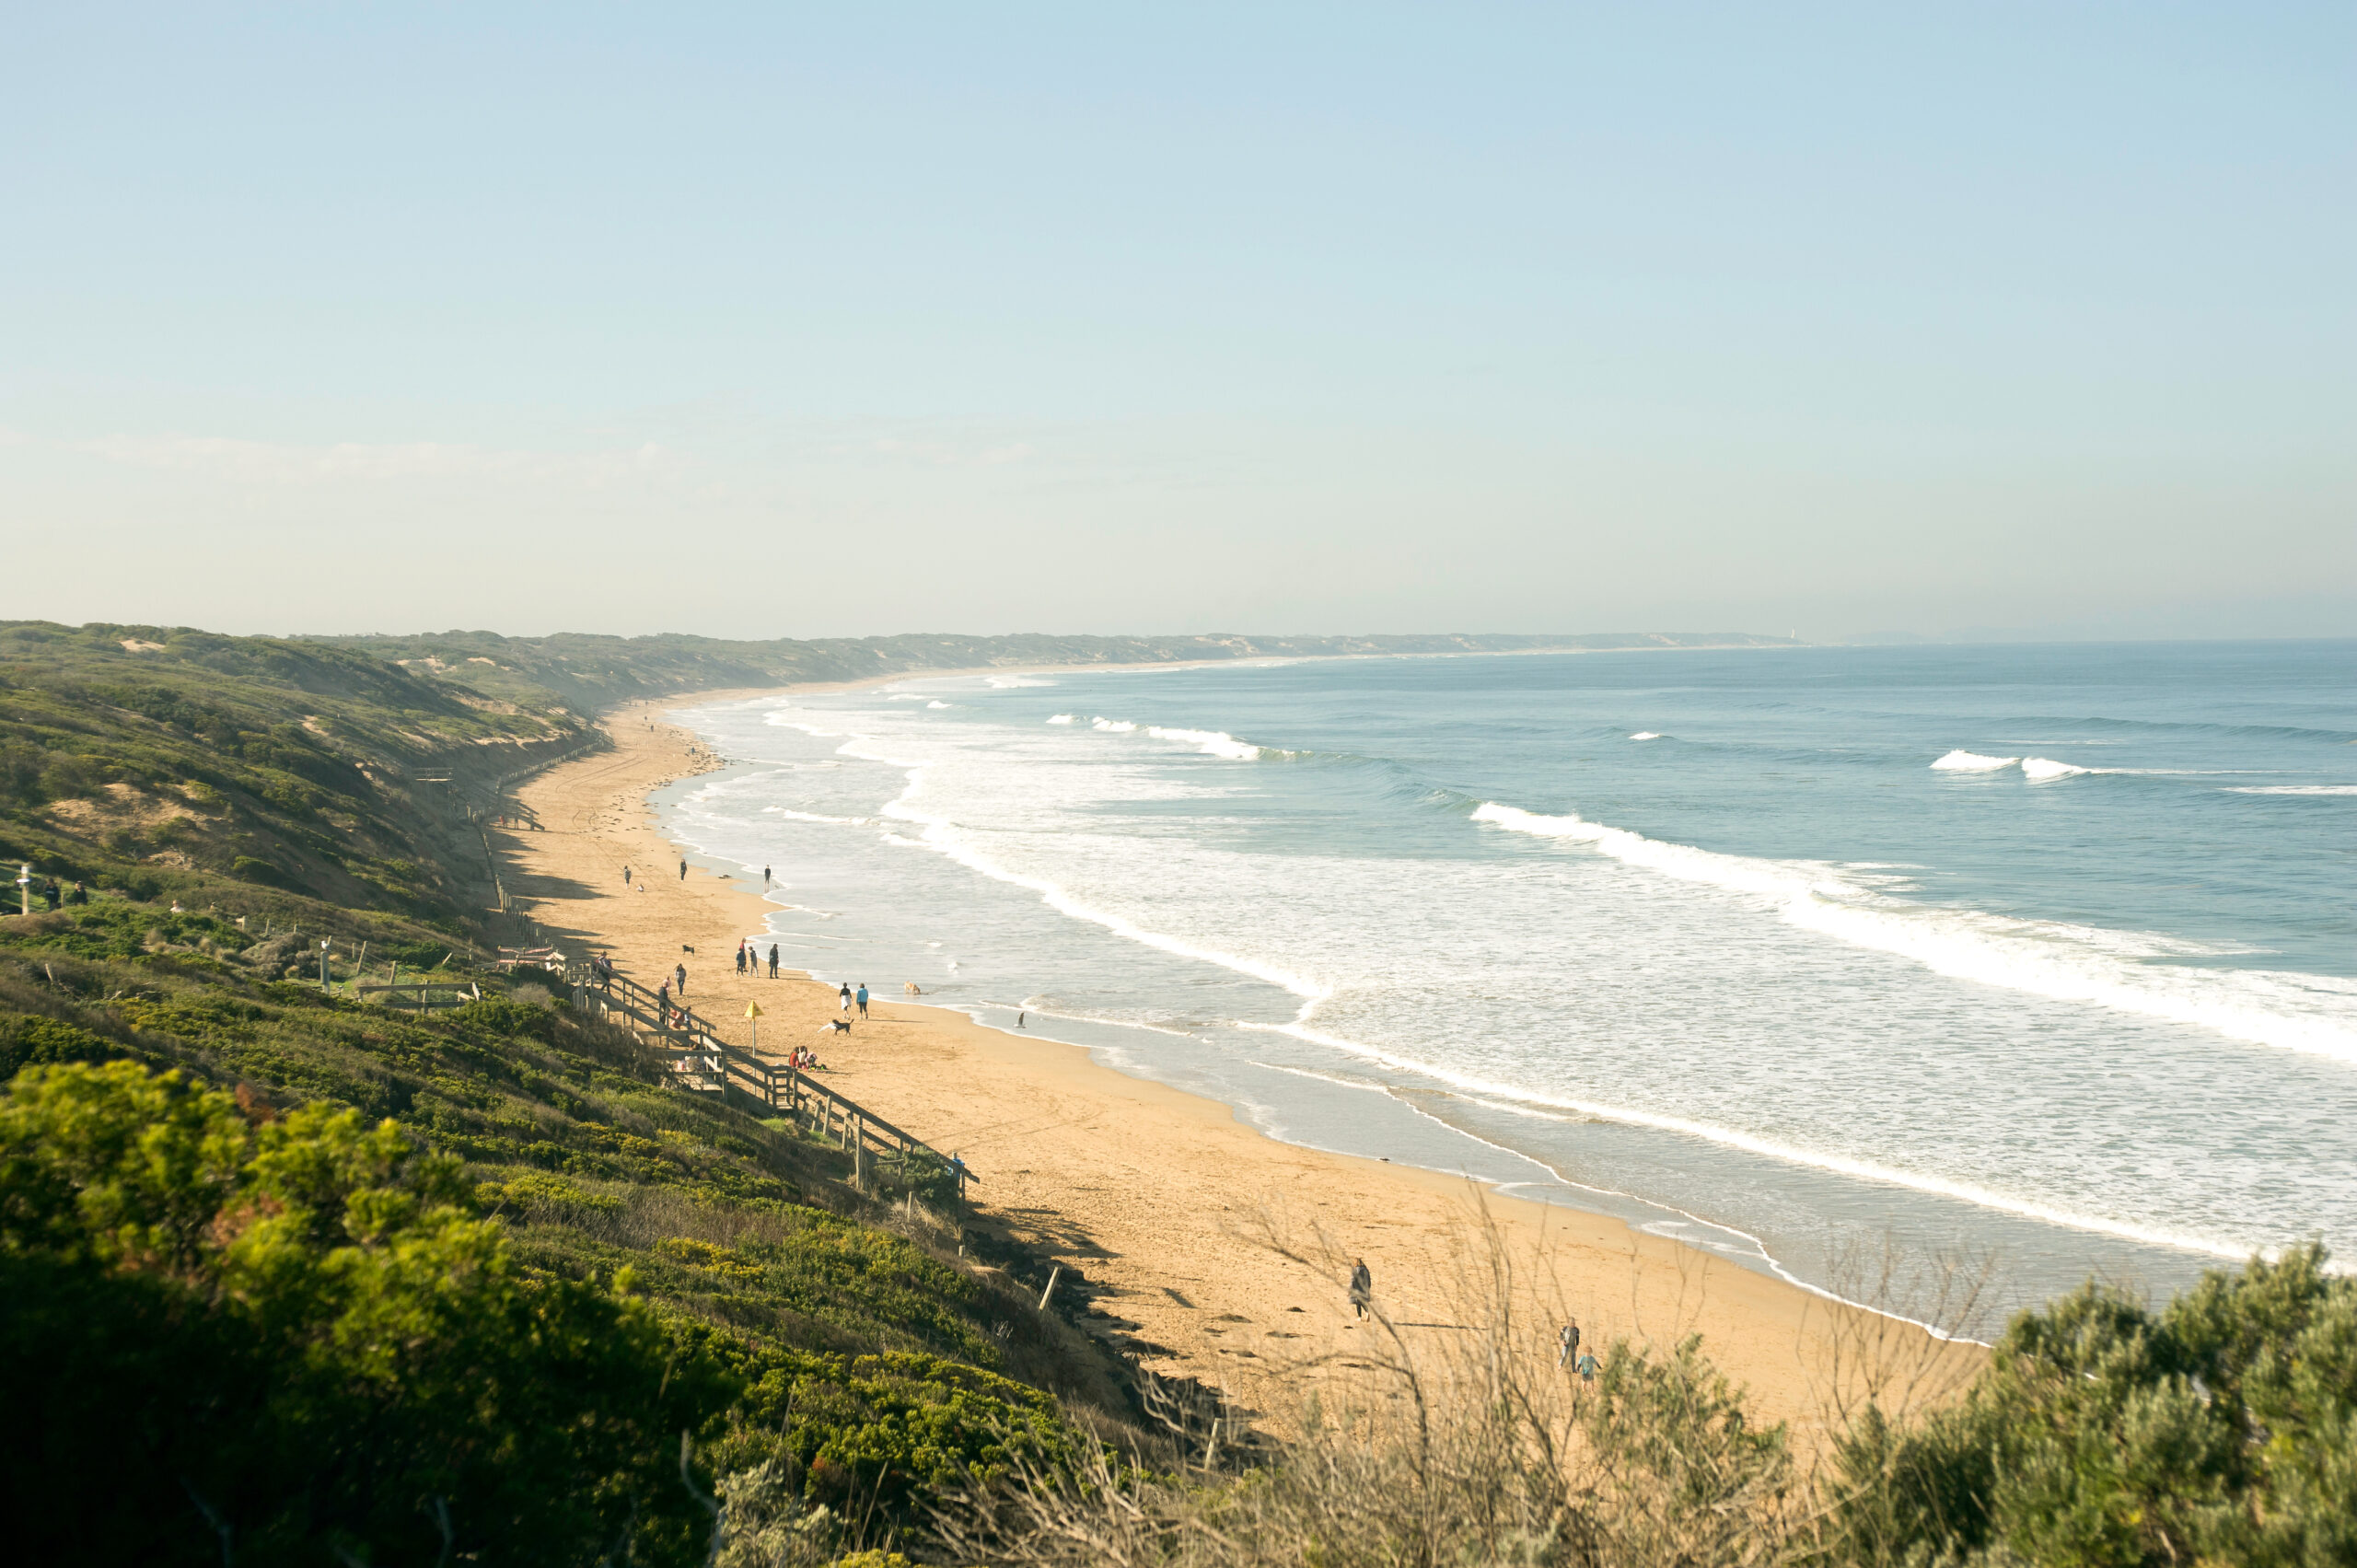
[559,958,958,1187]
[352,979,480,1012]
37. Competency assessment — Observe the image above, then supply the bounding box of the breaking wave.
[1931,749,2018,772]
[2229,784,2357,796]
[1145,725,1261,761]
[764,807,874,826]
[1469,800,2357,1064]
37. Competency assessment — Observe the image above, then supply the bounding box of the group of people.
[655,980,699,1033]
[838,981,869,1017]
[734,939,780,978]
[18,877,88,912]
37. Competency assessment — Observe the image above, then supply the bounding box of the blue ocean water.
[662,642,2356,1314]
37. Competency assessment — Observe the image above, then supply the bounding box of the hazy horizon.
[6,5,2351,643]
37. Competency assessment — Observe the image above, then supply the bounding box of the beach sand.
[500,696,1980,1437]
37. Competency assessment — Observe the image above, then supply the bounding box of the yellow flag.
[744,1002,763,1018]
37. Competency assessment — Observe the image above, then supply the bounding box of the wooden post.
[1039,1266,1061,1312]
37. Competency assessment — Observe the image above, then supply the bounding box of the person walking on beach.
[768,944,780,978]
[735,946,746,977]
[675,961,688,994]
[1575,1349,1599,1385]
[1348,1259,1373,1320]
[623,865,631,886]
[1558,1319,1582,1369]
[838,981,853,1014]
[679,858,688,881]
[763,865,772,889]
[855,982,868,1019]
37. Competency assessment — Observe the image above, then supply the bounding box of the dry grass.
[892,1196,1995,1568]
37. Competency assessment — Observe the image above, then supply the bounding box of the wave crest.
[1146,725,1261,761]
[1470,799,2357,1064]
[2229,784,2357,796]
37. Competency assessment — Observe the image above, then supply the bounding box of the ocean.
[658,641,2356,1318]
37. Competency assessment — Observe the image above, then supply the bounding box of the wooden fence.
[352,979,480,1013]
[554,958,960,1190]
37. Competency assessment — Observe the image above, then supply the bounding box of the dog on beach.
[904,981,923,994]
[819,1018,852,1035]
[681,945,695,955]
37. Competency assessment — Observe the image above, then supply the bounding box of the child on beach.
[1575,1350,1599,1384]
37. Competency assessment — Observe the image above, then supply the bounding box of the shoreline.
[500,691,1980,1434]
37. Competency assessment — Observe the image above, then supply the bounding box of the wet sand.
[501,695,1980,1435]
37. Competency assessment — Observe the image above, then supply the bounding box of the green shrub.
[1825,1246,2357,1567]
[0,1062,726,1564]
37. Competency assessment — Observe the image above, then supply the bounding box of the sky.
[4,3,2352,643]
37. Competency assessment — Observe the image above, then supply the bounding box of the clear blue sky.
[5,3,2351,641]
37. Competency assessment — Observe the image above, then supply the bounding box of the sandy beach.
[500,695,1979,1436]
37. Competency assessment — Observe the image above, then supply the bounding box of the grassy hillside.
[0,633,1157,1562]
[0,900,1139,1563]
[0,621,597,929]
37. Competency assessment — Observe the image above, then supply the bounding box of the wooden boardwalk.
[553,957,958,1186]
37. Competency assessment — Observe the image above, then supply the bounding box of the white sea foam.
[2021,757,2092,781]
[1046,714,1077,725]
[984,675,1055,688]
[1629,731,1662,741]
[1146,725,1261,761]
[2229,784,2357,796]
[1931,749,2018,772]
[1252,1018,2251,1260]
[926,700,952,709]
[1470,799,2357,1063]
[1090,717,1137,733]
[764,807,873,825]
[841,740,1333,1003]
[887,693,927,702]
